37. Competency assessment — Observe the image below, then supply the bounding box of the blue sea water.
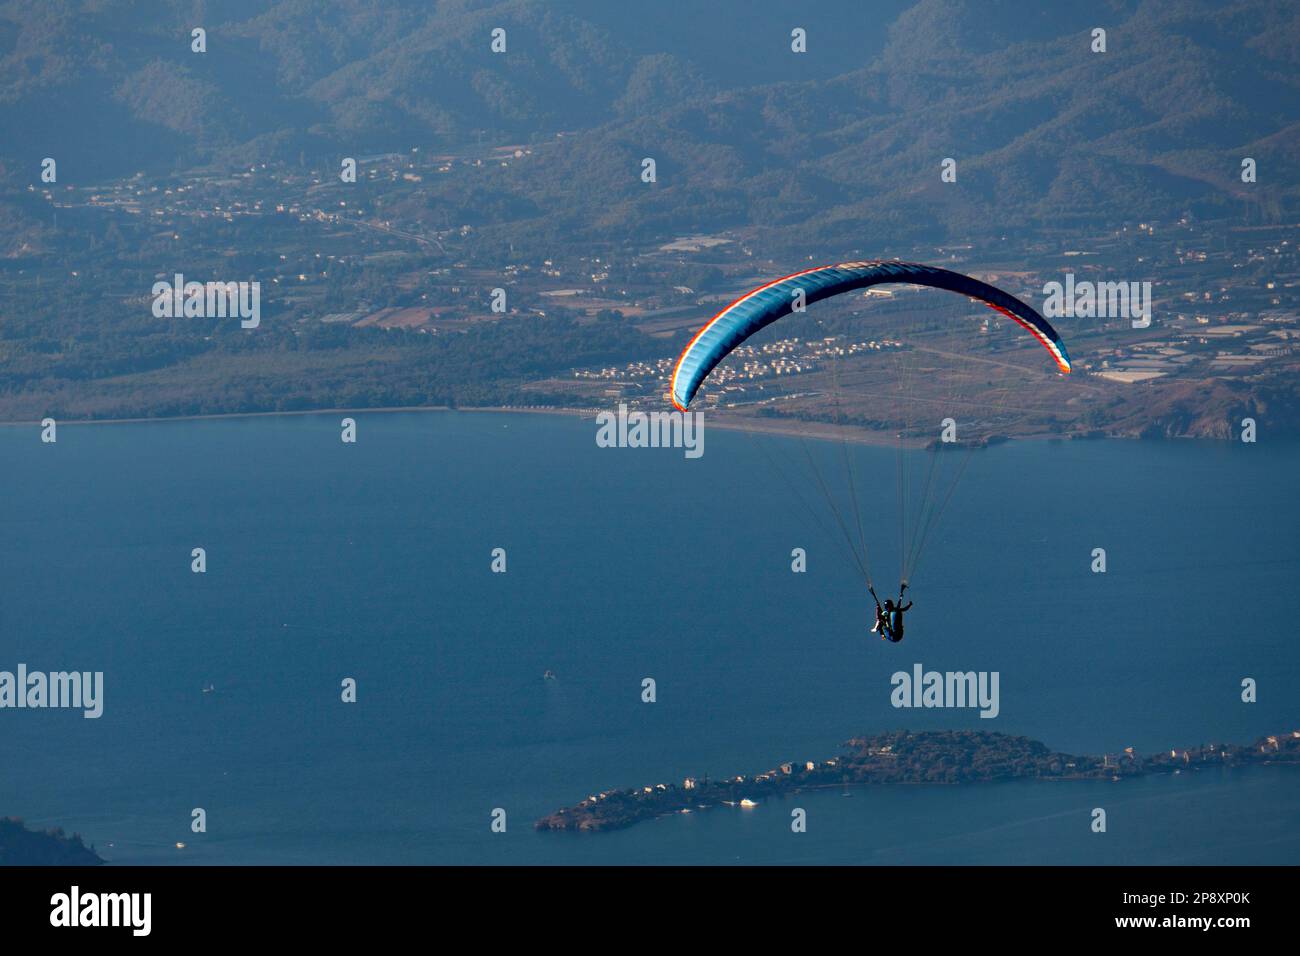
[1,411,1297,865]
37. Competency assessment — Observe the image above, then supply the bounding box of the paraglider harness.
[870,582,908,643]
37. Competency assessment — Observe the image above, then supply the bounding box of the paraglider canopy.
[671,260,1070,411]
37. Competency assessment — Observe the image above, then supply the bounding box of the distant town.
[7,149,1297,438]
[537,728,1300,833]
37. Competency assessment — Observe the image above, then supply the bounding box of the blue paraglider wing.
[670,260,1070,410]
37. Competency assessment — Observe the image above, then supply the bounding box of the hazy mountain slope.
[491,0,1299,248]
[0,0,1295,244]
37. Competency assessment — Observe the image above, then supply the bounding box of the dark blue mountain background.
[1,0,1296,244]
[0,1,1297,426]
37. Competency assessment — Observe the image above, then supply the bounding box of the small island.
[536,728,1300,833]
[0,817,103,866]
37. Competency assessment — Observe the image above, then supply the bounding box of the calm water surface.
[2,412,1296,864]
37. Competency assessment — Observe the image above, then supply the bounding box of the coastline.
[536,728,1300,834]
[0,402,1103,449]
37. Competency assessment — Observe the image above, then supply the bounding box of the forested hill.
[1,1,1296,426]
[0,817,103,865]
[1,0,1296,242]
